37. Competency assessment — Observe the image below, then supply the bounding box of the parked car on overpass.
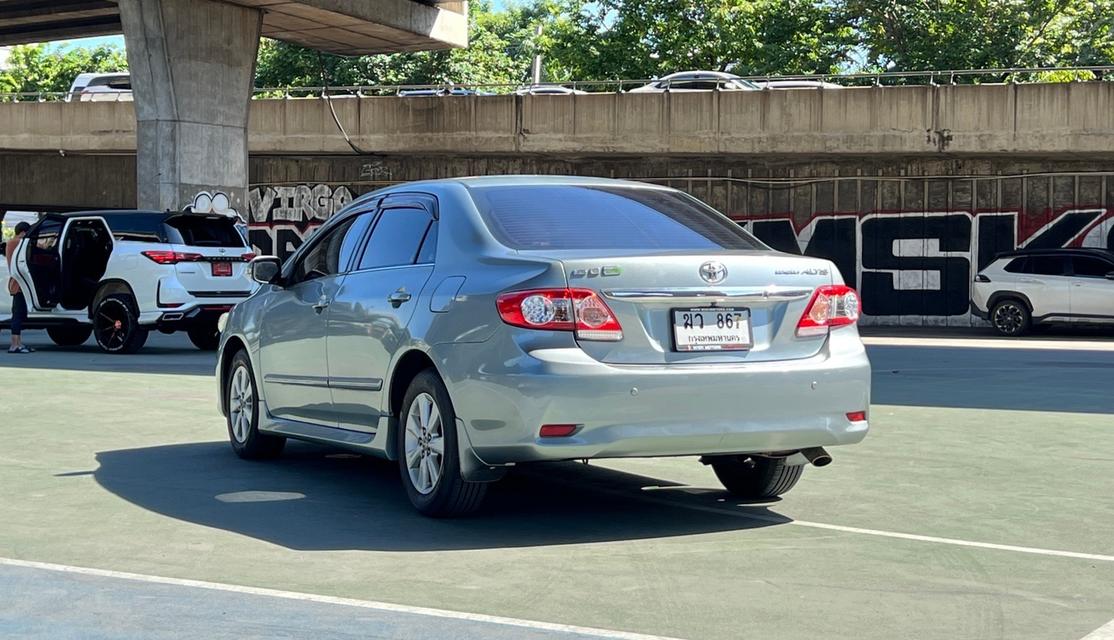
[397,87,493,97]
[971,247,1114,336]
[628,71,759,93]
[67,72,132,102]
[751,79,844,90]
[218,175,871,517]
[515,84,588,95]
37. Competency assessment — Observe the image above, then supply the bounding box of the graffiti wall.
[246,184,357,258]
[244,170,1114,326]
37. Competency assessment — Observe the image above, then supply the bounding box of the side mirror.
[1105,271,1114,281]
[249,256,282,285]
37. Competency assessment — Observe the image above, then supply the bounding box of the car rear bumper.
[436,328,871,465]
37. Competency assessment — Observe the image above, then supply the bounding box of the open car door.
[12,215,65,311]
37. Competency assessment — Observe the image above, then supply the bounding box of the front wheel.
[707,455,804,499]
[991,299,1030,337]
[225,350,285,459]
[187,324,220,351]
[397,370,487,517]
[92,294,148,354]
[46,325,92,347]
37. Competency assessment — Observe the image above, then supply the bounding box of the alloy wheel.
[993,302,1025,335]
[95,299,132,350]
[404,392,445,495]
[228,365,253,443]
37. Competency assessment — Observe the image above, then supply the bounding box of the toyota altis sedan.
[217,176,871,517]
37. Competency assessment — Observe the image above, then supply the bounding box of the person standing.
[6,221,33,354]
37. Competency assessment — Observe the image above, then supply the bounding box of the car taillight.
[974,274,991,283]
[796,285,860,337]
[241,252,257,262]
[142,250,203,265]
[496,288,623,341]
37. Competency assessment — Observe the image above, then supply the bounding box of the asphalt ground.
[0,329,1112,640]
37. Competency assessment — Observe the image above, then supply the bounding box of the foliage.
[540,0,856,80]
[255,0,544,90]
[847,0,1114,73]
[0,44,128,95]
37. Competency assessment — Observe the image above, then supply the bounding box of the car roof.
[996,247,1114,260]
[659,70,743,80]
[347,175,673,210]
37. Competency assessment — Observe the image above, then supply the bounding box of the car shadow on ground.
[92,440,787,551]
[0,331,216,376]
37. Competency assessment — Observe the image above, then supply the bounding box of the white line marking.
[862,336,1114,351]
[1082,617,1114,640]
[0,557,684,640]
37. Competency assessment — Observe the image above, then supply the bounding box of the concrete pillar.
[118,0,262,214]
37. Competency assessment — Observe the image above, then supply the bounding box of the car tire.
[46,325,92,347]
[225,350,285,459]
[397,370,487,517]
[708,455,804,499]
[92,294,149,354]
[187,324,221,351]
[990,298,1030,337]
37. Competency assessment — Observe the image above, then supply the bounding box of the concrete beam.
[119,0,262,213]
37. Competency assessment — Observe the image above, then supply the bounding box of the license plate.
[672,307,752,352]
[211,262,232,277]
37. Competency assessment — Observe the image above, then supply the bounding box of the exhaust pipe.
[800,447,832,467]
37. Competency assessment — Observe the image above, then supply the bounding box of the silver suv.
[972,248,1114,336]
[217,176,871,517]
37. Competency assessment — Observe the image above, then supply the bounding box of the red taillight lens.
[141,250,203,265]
[797,285,860,337]
[496,288,623,341]
[241,252,257,262]
[846,411,867,422]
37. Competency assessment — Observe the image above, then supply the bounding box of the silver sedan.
[217,176,871,516]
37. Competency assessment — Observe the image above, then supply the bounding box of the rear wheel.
[46,325,92,347]
[226,350,285,459]
[397,370,487,517]
[187,323,220,351]
[707,455,804,499]
[991,299,1030,337]
[92,294,148,354]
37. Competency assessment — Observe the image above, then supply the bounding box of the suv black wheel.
[93,294,149,354]
[226,350,285,459]
[187,323,221,351]
[991,299,1030,337]
[397,370,487,517]
[46,325,92,347]
[708,455,804,499]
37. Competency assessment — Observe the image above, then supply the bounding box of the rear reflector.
[797,285,861,337]
[846,411,867,422]
[539,424,579,438]
[497,288,623,341]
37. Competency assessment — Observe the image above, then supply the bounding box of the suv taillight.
[797,285,861,337]
[497,288,623,341]
[142,250,203,265]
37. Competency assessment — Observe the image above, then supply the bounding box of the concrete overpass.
[0,0,467,212]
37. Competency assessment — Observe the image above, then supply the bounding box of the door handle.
[312,296,330,313]
[388,289,412,308]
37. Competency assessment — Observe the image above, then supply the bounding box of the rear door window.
[165,216,245,248]
[356,207,433,270]
[1071,256,1114,278]
[470,185,764,251]
[1003,257,1028,273]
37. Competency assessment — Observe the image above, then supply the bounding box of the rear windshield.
[164,216,245,248]
[469,185,764,251]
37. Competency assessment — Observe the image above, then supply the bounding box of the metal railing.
[1,65,1112,103]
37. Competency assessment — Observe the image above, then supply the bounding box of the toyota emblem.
[699,261,727,284]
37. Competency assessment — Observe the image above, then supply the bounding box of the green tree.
[540,0,855,81]
[0,44,127,95]
[846,0,1114,73]
[255,0,544,90]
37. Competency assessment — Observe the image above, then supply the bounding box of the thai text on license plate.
[672,307,752,352]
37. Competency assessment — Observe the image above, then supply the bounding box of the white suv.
[1,210,256,353]
[971,248,1114,336]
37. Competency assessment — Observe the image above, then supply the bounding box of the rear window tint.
[165,216,245,248]
[470,185,764,251]
[1003,257,1027,273]
[1028,255,1065,276]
